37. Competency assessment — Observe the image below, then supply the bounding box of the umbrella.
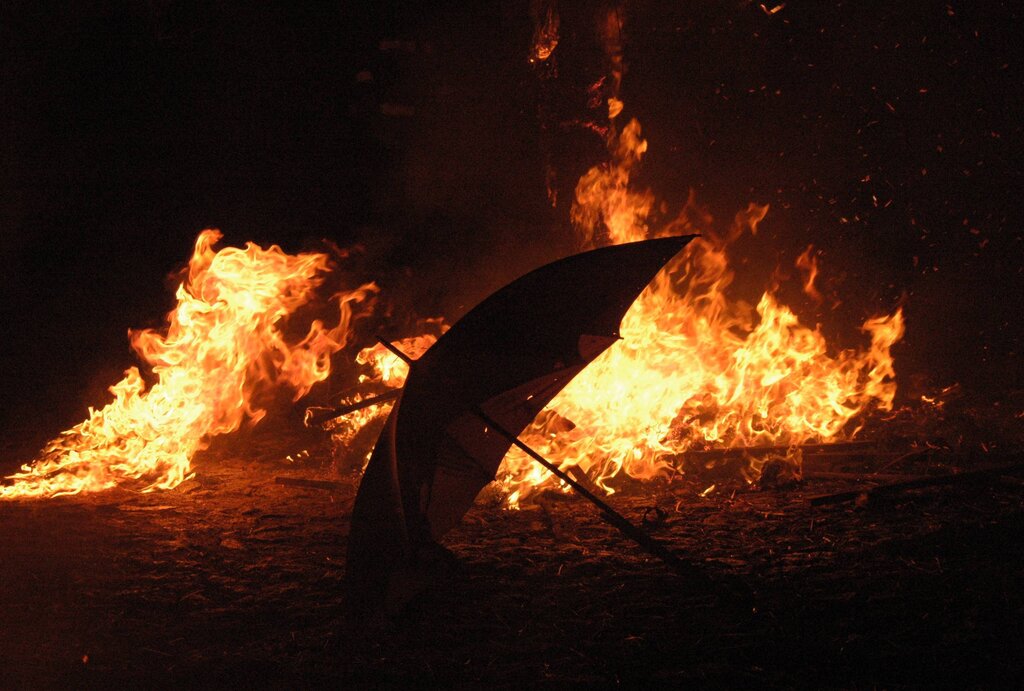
[346,236,700,604]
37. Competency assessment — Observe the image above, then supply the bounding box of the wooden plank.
[808,461,1024,507]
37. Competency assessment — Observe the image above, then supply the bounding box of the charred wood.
[677,439,879,461]
[303,389,401,427]
[274,477,346,492]
[808,460,1024,506]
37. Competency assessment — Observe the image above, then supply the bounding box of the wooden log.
[808,461,1024,507]
[801,451,905,460]
[303,389,401,427]
[802,470,919,482]
[274,477,346,492]
[679,439,878,461]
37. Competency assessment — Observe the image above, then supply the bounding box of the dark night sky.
[2,1,1022,447]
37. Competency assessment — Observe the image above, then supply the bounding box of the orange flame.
[795,244,824,304]
[499,119,905,500]
[2,230,376,499]
[312,117,905,505]
[356,329,443,388]
[322,330,444,464]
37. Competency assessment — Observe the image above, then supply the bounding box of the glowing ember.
[498,118,905,501]
[1,230,376,499]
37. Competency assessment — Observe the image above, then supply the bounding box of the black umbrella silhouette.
[346,236,703,603]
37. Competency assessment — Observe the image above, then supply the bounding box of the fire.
[313,114,905,503]
[528,0,559,63]
[498,118,905,499]
[2,230,376,499]
[795,245,824,304]
[356,329,442,388]
[321,330,443,463]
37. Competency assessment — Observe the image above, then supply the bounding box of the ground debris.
[1,427,1022,688]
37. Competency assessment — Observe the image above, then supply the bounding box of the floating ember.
[1,230,376,499]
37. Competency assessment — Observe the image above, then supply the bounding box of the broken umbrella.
[346,236,705,604]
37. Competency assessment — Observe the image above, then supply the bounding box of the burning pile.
[1,230,375,499]
[335,117,904,504]
[500,119,904,500]
[2,185,903,503]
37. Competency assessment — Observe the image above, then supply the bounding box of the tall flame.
[500,119,904,499]
[2,230,376,499]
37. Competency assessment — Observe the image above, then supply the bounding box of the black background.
[2,1,1021,451]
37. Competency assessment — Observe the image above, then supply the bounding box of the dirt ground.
[2,423,1022,689]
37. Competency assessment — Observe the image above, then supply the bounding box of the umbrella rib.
[471,406,710,582]
[379,337,415,365]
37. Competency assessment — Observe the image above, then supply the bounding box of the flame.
[322,330,444,464]
[2,230,376,499]
[529,0,560,63]
[498,118,905,500]
[570,119,652,248]
[356,330,442,388]
[795,245,824,304]
[314,117,906,503]
[302,117,905,505]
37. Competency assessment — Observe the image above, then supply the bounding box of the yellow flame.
[2,230,376,499]
[498,119,904,501]
[319,116,906,504]
[316,117,905,507]
[355,330,441,388]
[323,330,444,465]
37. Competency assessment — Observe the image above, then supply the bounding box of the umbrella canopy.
[347,236,696,600]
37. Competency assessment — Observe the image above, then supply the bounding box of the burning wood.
[4,7,908,508]
[677,439,879,460]
[275,476,345,492]
[301,115,907,508]
[529,0,559,63]
[304,389,401,427]
[809,458,1024,507]
[492,115,904,502]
